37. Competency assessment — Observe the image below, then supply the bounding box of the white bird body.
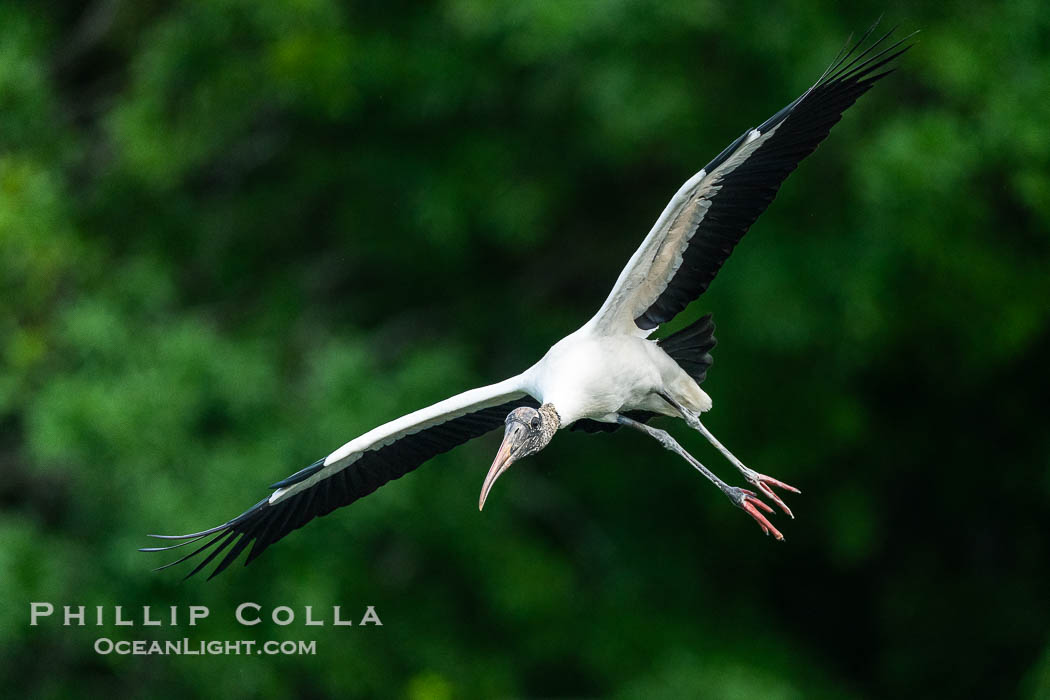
[522,330,712,426]
[146,26,911,579]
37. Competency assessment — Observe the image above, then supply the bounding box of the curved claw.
[735,488,785,541]
[746,473,801,519]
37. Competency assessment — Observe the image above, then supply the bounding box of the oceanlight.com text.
[93,638,317,656]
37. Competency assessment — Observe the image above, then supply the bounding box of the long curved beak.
[479,423,522,511]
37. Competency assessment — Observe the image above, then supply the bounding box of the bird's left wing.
[143,376,536,579]
[586,25,913,336]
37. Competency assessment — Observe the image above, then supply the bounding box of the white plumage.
[523,332,711,425]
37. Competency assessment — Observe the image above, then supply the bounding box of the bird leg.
[658,393,801,518]
[615,415,783,540]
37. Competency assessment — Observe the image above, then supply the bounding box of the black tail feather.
[657,313,716,385]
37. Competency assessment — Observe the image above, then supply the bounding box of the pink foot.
[744,471,801,519]
[729,487,784,540]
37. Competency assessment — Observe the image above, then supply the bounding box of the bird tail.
[657,313,716,385]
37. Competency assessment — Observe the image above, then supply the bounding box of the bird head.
[479,404,559,510]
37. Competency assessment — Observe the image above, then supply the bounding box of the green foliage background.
[3,1,1049,697]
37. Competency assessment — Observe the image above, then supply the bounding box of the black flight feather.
[634,23,915,330]
[143,395,538,579]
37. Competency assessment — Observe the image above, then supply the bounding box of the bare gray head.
[479,404,560,510]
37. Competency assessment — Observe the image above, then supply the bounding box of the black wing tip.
[142,496,274,580]
[706,21,916,186]
[141,455,323,579]
[138,538,205,553]
[143,524,230,540]
[821,22,917,89]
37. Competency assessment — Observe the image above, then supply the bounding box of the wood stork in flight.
[145,26,912,579]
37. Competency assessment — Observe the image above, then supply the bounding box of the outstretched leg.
[658,393,801,518]
[616,414,784,540]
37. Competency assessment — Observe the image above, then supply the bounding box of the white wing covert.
[143,376,535,578]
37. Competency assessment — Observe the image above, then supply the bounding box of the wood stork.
[145,25,912,579]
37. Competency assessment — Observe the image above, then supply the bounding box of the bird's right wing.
[142,376,536,579]
[585,24,913,337]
